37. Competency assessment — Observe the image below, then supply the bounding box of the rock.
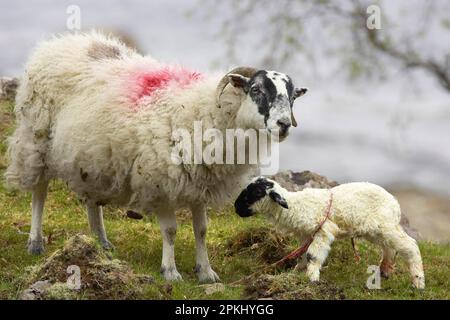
[269,170,338,192]
[200,283,225,295]
[126,210,143,220]
[0,77,19,101]
[19,280,52,300]
[400,214,421,240]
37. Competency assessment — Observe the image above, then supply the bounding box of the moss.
[44,282,78,300]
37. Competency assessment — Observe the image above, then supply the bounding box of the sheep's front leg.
[191,203,220,283]
[86,202,113,250]
[27,180,49,255]
[305,228,335,282]
[157,209,182,281]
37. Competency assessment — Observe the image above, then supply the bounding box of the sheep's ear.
[228,74,250,89]
[293,87,308,99]
[269,191,288,209]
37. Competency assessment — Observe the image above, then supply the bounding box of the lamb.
[234,177,425,289]
[5,32,308,282]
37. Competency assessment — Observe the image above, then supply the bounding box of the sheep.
[5,32,308,283]
[234,177,425,289]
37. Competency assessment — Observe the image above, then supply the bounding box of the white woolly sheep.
[234,177,425,289]
[5,32,307,282]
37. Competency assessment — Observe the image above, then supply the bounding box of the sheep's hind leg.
[86,203,114,250]
[27,180,49,255]
[191,203,220,283]
[157,209,182,281]
[305,228,335,282]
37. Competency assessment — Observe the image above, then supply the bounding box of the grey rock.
[0,77,19,101]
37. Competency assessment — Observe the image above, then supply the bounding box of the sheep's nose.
[277,119,291,135]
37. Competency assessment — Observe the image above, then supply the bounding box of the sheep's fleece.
[5,32,306,283]
[235,178,425,289]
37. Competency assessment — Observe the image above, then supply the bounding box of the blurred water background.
[0,0,449,240]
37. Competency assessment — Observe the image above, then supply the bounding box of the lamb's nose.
[277,119,291,134]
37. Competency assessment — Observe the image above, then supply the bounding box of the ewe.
[235,177,425,289]
[5,32,307,282]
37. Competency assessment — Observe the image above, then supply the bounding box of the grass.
[0,100,449,300]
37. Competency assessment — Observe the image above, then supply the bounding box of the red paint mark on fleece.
[127,65,202,107]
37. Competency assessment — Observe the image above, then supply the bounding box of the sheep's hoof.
[27,238,45,255]
[195,265,221,283]
[161,266,183,282]
[101,240,115,251]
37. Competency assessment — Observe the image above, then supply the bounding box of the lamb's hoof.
[413,276,425,290]
[101,240,115,251]
[195,264,221,283]
[27,238,45,255]
[161,267,183,282]
[307,272,320,283]
[380,270,391,279]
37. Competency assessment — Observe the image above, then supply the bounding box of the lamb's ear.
[293,87,308,99]
[269,191,288,209]
[227,74,250,89]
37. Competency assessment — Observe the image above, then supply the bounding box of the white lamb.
[234,177,425,289]
[5,32,307,282]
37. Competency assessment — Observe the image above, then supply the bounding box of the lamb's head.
[234,177,288,218]
[216,67,307,141]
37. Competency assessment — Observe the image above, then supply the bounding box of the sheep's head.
[217,67,307,141]
[234,177,288,218]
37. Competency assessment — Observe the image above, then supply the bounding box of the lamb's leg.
[86,203,113,250]
[156,209,182,281]
[380,246,396,279]
[27,180,49,255]
[383,226,425,289]
[190,203,220,283]
[305,228,335,282]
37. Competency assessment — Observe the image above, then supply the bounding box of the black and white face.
[228,70,307,140]
[234,177,288,218]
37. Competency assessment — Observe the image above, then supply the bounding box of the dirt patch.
[244,272,345,300]
[21,234,166,300]
[226,227,296,268]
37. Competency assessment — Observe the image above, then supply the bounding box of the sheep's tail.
[4,76,50,191]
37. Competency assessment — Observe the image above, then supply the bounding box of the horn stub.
[216,67,257,105]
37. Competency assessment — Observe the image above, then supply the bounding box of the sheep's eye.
[251,86,262,95]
